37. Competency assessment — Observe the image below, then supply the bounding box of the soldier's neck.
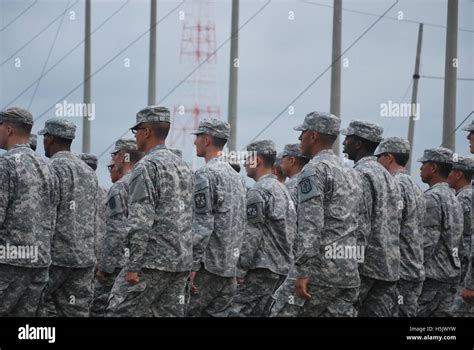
[6,136,29,150]
[453,180,470,192]
[354,151,374,163]
[50,145,71,156]
[254,167,272,181]
[428,176,447,188]
[204,148,222,163]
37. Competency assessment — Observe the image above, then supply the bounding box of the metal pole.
[228,0,239,151]
[330,0,342,155]
[148,0,157,105]
[442,0,458,150]
[82,0,91,153]
[407,23,423,174]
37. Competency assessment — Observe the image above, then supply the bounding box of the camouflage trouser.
[451,286,474,317]
[0,264,48,317]
[269,276,305,317]
[38,265,95,317]
[90,268,121,317]
[358,275,398,317]
[106,268,188,317]
[417,278,457,317]
[396,279,423,317]
[228,268,285,317]
[278,284,358,317]
[186,267,236,317]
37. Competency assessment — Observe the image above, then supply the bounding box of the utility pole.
[82,0,91,153]
[407,23,423,174]
[228,0,239,151]
[442,0,458,151]
[330,0,342,156]
[148,0,157,105]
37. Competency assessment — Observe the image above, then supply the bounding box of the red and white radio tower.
[170,0,221,164]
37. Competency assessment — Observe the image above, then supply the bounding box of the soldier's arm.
[0,159,10,226]
[236,188,266,277]
[423,192,441,260]
[99,184,128,274]
[191,170,215,271]
[294,166,325,279]
[124,163,155,273]
[356,173,373,248]
[458,197,471,278]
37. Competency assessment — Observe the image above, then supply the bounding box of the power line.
[28,0,71,110]
[440,111,474,147]
[0,0,38,32]
[301,0,474,33]
[96,0,272,160]
[2,0,130,110]
[0,0,79,66]
[422,75,474,81]
[33,0,185,124]
[246,0,399,145]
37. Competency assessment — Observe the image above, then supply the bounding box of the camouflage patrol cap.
[190,118,230,140]
[462,120,474,132]
[374,137,411,156]
[80,153,98,169]
[293,111,340,136]
[0,107,33,126]
[38,117,76,140]
[111,138,137,154]
[417,147,453,164]
[246,140,277,156]
[341,120,383,143]
[169,148,183,158]
[451,156,474,171]
[281,143,307,158]
[29,133,37,149]
[131,105,171,130]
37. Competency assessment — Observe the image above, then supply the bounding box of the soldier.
[275,112,361,317]
[375,137,426,317]
[37,117,98,317]
[0,107,56,316]
[79,153,108,262]
[461,120,474,308]
[106,106,194,317]
[447,156,473,317]
[186,119,247,317]
[90,139,143,317]
[272,154,287,184]
[280,143,309,206]
[417,147,463,317]
[228,140,296,317]
[29,133,37,151]
[342,120,401,317]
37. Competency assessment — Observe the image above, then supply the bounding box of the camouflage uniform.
[37,118,98,317]
[79,153,108,261]
[342,121,401,317]
[106,106,194,317]
[374,137,426,317]
[28,133,37,151]
[281,144,308,206]
[0,108,56,317]
[276,113,362,317]
[450,156,474,317]
[229,140,296,317]
[417,148,463,317]
[186,119,247,317]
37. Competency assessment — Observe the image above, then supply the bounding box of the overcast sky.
[1,0,473,189]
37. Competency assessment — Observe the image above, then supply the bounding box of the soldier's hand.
[126,272,140,284]
[294,278,311,300]
[461,287,474,300]
[190,272,198,294]
[96,270,109,284]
